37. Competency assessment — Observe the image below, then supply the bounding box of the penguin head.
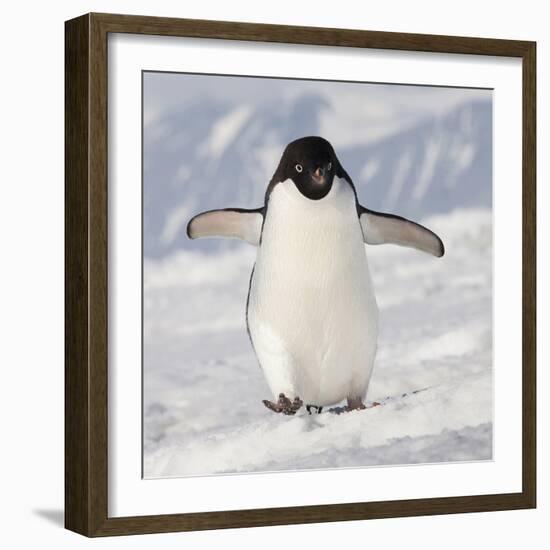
[271,136,341,200]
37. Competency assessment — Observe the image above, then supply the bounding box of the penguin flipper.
[187,208,264,245]
[359,207,444,257]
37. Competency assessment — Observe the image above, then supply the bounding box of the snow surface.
[143,207,493,478]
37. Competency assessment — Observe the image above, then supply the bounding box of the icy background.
[143,72,493,478]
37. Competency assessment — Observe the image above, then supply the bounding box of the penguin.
[187,136,444,415]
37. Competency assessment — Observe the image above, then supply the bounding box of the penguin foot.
[328,399,381,415]
[346,397,367,411]
[263,393,303,415]
[306,404,323,415]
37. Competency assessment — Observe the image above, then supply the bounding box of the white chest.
[254,177,372,292]
[247,178,379,405]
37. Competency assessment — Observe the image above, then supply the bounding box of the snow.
[385,148,413,209]
[143,207,493,478]
[413,138,442,201]
[199,105,254,161]
[159,203,196,246]
[359,158,380,184]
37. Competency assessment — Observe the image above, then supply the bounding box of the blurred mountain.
[144,94,491,258]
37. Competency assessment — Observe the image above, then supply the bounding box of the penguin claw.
[263,393,303,415]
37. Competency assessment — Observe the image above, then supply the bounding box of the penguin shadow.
[325,404,380,415]
[326,388,431,415]
[302,412,325,431]
[299,402,376,419]
[326,405,350,415]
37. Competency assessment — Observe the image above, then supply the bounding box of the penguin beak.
[311,166,327,186]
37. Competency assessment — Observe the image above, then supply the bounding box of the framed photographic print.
[65,13,536,537]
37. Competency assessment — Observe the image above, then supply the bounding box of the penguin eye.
[295,164,303,173]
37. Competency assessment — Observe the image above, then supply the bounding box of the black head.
[268,136,345,201]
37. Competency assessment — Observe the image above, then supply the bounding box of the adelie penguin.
[187,136,444,415]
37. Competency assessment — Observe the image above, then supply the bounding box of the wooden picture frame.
[65,12,536,537]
